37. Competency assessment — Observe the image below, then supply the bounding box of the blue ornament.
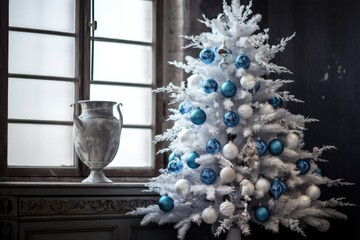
[186,152,200,169]
[255,139,267,157]
[279,179,287,192]
[268,97,283,109]
[200,168,217,185]
[206,138,221,154]
[199,48,216,64]
[202,79,218,94]
[248,82,261,94]
[270,177,285,200]
[296,159,311,175]
[254,206,270,222]
[268,139,284,156]
[168,151,182,162]
[178,100,192,115]
[223,111,239,127]
[190,108,206,125]
[220,80,237,98]
[158,195,174,212]
[315,166,323,176]
[167,159,183,174]
[235,54,250,69]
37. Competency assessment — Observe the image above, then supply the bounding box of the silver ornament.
[217,41,231,58]
[306,185,321,201]
[255,177,271,193]
[286,133,300,149]
[201,206,218,224]
[217,13,229,24]
[238,104,253,119]
[175,179,191,198]
[220,167,236,183]
[240,73,256,90]
[222,141,239,160]
[187,74,203,89]
[297,195,311,209]
[219,200,235,217]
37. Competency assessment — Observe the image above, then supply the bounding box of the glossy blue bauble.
[202,79,218,94]
[279,179,287,192]
[220,80,237,98]
[167,159,183,174]
[179,100,192,115]
[248,82,261,94]
[223,111,239,127]
[255,139,267,157]
[206,138,221,154]
[235,54,250,69]
[200,168,217,185]
[168,151,182,162]
[186,152,200,169]
[158,195,174,212]
[296,159,311,175]
[268,97,283,109]
[254,206,270,222]
[270,177,285,200]
[315,166,323,176]
[190,108,206,125]
[199,48,216,64]
[268,139,284,156]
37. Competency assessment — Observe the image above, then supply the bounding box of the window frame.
[0,0,165,181]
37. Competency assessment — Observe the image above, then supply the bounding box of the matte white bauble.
[222,141,239,160]
[238,104,253,119]
[178,128,193,145]
[220,167,236,184]
[286,133,300,149]
[201,206,218,224]
[297,195,312,209]
[219,200,235,217]
[255,177,271,193]
[240,73,256,90]
[259,103,275,115]
[306,185,321,201]
[241,180,255,196]
[187,74,203,89]
[175,179,191,197]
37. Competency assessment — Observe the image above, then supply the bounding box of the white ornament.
[255,177,271,193]
[286,133,300,149]
[187,74,203,89]
[240,73,256,90]
[259,103,275,115]
[178,128,193,145]
[238,104,253,119]
[175,179,191,198]
[220,167,236,184]
[297,195,311,209]
[219,200,235,217]
[222,141,239,160]
[306,185,321,201]
[201,206,218,224]
[240,179,255,196]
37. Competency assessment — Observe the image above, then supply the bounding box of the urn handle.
[71,103,84,131]
[116,103,124,129]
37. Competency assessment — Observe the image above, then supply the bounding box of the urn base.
[82,169,113,183]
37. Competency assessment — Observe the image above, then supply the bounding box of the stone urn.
[72,100,123,183]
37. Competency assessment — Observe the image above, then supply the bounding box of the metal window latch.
[88,20,97,30]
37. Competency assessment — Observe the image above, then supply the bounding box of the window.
[0,0,165,180]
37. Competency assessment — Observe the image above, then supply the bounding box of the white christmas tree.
[129,1,354,239]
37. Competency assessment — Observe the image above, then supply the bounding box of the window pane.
[8,78,74,121]
[107,128,152,168]
[90,85,153,126]
[9,31,75,77]
[93,41,152,84]
[8,123,73,167]
[9,0,75,33]
[94,0,152,42]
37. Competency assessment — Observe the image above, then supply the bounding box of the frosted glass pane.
[107,128,152,167]
[90,85,153,125]
[94,0,152,42]
[8,78,74,121]
[8,123,74,167]
[9,0,75,33]
[93,42,152,84]
[9,31,75,77]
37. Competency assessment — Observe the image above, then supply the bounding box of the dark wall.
[186,0,360,239]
